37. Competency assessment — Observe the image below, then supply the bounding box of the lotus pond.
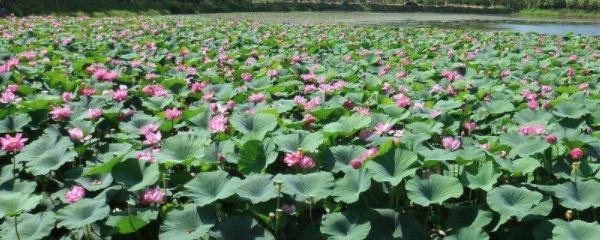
[0,15,599,240]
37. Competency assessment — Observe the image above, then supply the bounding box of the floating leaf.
[183,171,241,206]
[406,174,464,206]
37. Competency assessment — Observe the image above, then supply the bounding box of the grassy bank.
[518,8,600,19]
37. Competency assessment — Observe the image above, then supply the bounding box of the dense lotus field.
[0,15,599,240]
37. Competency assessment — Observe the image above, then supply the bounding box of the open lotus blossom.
[442,137,461,151]
[284,151,314,169]
[143,131,162,145]
[62,92,73,102]
[374,122,393,135]
[65,185,85,204]
[68,128,84,142]
[87,108,103,120]
[0,133,27,152]
[143,84,168,97]
[165,108,182,120]
[140,123,160,135]
[136,150,156,163]
[394,94,411,108]
[208,114,228,133]
[140,188,165,205]
[518,124,545,136]
[0,90,21,104]
[248,92,266,103]
[241,72,253,82]
[190,81,208,93]
[111,85,129,102]
[50,105,72,121]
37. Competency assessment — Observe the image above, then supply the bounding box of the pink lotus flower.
[298,155,315,169]
[190,82,207,93]
[430,110,442,118]
[143,84,168,97]
[50,106,72,121]
[442,137,461,151]
[165,108,182,120]
[62,92,73,102]
[68,128,84,142]
[65,185,85,204]
[0,133,27,152]
[570,148,584,160]
[545,134,557,145]
[518,124,545,136]
[528,100,539,110]
[140,124,159,135]
[374,122,393,135]
[394,94,411,108]
[568,55,578,62]
[208,114,228,133]
[578,83,588,91]
[500,69,511,78]
[140,188,165,205]
[136,151,156,163]
[87,108,103,120]
[0,90,21,104]
[241,72,253,82]
[80,88,96,97]
[354,107,371,116]
[143,131,162,146]
[111,85,128,102]
[267,69,278,78]
[248,93,266,103]
[441,70,462,81]
[350,158,363,169]
[464,122,477,132]
[567,68,575,77]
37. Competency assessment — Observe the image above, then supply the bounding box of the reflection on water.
[495,23,600,36]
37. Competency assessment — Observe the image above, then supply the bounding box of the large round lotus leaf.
[486,185,543,220]
[183,171,241,206]
[363,209,424,240]
[553,102,590,119]
[230,113,278,141]
[0,113,31,133]
[156,131,211,164]
[323,114,371,137]
[273,130,325,153]
[112,158,159,191]
[56,199,110,229]
[236,174,278,204]
[159,204,216,240]
[274,172,334,202]
[446,206,493,230]
[444,228,489,240]
[552,219,600,240]
[204,140,236,164]
[406,174,464,206]
[238,139,277,174]
[535,180,600,210]
[324,145,367,173]
[332,169,372,204]
[366,148,419,186]
[320,211,371,240]
[16,127,76,176]
[460,161,500,191]
[0,212,55,240]
[210,215,274,240]
[0,192,42,219]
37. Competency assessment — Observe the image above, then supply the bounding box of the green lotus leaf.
[325,145,367,173]
[536,181,600,211]
[112,158,159,191]
[238,139,277,174]
[210,215,274,240]
[366,148,419,186]
[446,206,493,230]
[406,174,464,206]
[230,113,278,141]
[156,131,211,164]
[273,130,324,153]
[274,172,334,202]
[323,114,371,137]
[160,204,216,240]
[0,192,42,219]
[183,171,241,206]
[0,113,31,133]
[486,100,514,115]
[460,161,500,191]
[56,198,110,229]
[444,228,489,240]
[553,102,590,119]
[16,127,76,176]
[333,169,372,204]
[486,185,543,221]
[0,212,55,240]
[552,219,600,240]
[321,211,371,240]
[236,174,278,204]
